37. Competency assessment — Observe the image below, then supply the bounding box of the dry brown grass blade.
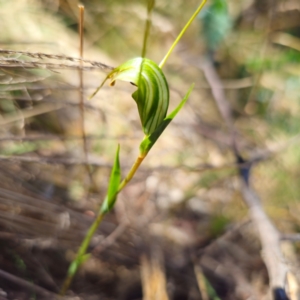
[0,269,59,299]
[0,186,98,248]
[140,254,169,300]
[0,103,63,126]
[77,4,96,189]
[0,49,114,71]
[194,264,209,300]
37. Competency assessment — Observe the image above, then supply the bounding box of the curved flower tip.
[108,57,169,135]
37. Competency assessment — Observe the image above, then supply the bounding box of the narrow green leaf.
[78,253,91,265]
[67,253,91,277]
[140,84,194,154]
[88,75,109,100]
[101,145,121,214]
[205,275,222,300]
[67,260,79,276]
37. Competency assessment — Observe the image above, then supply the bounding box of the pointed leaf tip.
[101,144,121,213]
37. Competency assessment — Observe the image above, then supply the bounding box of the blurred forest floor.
[1,0,300,299]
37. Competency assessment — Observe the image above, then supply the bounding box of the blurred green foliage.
[209,214,230,237]
[200,0,232,52]
[246,49,300,72]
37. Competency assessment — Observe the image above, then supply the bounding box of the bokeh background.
[1,0,300,299]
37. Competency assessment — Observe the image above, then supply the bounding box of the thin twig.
[92,220,128,255]
[78,5,88,166]
[281,234,300,242]
[200,57,291,298]
[241,183,288,290]
[201,59,237,151]
[77,5,96,187]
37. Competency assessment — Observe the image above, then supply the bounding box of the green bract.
[108,57,169,135]
[100,144,121,214]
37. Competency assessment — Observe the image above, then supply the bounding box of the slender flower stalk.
[118,153,146,192]
[159,0,207,69]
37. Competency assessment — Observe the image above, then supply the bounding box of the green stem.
[141,0,154,58]
[60,151,147,295]
[118,153,146,192]
[60,212,104,295]
[159,0,207,69]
